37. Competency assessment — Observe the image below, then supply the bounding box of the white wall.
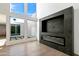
[0,3,10,45]
[37,3,79,55]
[0,3,9,14]
[0,14,6,24]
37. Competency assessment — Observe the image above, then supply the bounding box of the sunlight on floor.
[0,39,6,46]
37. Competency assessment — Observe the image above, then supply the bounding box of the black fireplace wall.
[42,14,64,34]
[40,6,74,55]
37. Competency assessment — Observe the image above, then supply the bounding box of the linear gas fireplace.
[40,6,74,55]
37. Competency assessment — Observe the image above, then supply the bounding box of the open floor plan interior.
[0,3,79,56]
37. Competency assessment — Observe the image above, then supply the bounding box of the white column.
[37,19,40,41]
[5,3,10,45]
[6,15,10,45]
[24,3,28,39]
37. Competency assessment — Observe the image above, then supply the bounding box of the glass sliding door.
[27,20,37,38]
[10,17,24,40]
[11,24,20,36]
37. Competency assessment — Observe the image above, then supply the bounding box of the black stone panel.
[47,15,64,34]
[40,6,74,55]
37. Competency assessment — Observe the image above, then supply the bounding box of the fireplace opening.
[41,14,65,46]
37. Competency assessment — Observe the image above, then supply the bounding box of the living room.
[0,3,79,56]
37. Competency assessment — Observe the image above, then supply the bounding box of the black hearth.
[40,6,74,55]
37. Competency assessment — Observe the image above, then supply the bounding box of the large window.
[10,3,36,16]
[10,3,24,14]
[27,3,36,16]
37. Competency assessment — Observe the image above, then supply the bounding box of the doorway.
[0,14,6,47]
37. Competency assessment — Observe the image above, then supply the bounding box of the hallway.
[0,41,68,56]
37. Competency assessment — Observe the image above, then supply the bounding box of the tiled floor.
[0,41,68,56]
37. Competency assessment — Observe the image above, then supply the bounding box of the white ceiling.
[10,17,24,24]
